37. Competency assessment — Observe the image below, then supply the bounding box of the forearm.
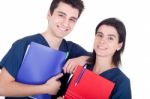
[0,68,62,97]
[0,81,47,97]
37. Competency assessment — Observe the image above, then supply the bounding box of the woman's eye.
[108,37,114,40]
[97,34,103,37]
[58,14,64,17]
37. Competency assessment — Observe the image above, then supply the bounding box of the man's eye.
[70,19,76,23]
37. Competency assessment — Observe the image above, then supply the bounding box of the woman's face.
[94,25,123,57]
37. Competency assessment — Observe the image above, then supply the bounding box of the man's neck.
[41,31,63,50]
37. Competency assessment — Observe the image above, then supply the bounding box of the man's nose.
[62,19,69,27]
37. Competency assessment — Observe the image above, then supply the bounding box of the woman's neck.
[93,56,115,74]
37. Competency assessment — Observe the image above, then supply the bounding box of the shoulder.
[115,68,130,84]
[13,34,40,46]
[65,40,86,51]
[110,68,130,88]
[14,34,39,45]
[65,40,79,47]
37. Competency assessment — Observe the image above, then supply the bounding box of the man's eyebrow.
[57,11,66,15]
[70,17,78,21]
[57,11,78,20]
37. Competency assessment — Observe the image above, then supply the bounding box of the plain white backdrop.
[0,0,150,99]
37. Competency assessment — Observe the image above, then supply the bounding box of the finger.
[69,64,76,74]
[72,65,78,74]
[66,62,74,73]
[54,73,63,80]
[63,60,70,73]
[57,96,63,99]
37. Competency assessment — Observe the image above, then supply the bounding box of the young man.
[0,0,89,98]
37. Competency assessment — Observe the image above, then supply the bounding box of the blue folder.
[16,42,67,99]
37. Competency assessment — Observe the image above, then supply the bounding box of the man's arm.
[0,67,63,97]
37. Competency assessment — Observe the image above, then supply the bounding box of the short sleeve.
[0,41,27,78]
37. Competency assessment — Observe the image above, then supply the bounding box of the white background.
[0,0,150,99]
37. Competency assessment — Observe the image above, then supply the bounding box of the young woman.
[87,18,131,99]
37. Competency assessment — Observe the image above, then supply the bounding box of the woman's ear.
[117,42,123,51]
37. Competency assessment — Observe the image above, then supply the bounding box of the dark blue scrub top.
[0,33,90,99]
[87,65,132,99]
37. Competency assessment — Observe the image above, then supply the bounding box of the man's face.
[47,2,79,39]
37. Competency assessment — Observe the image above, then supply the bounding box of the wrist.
[80,56,89,65]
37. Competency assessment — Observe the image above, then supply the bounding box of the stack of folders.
[64,65,115,99]
[16,42,68,99]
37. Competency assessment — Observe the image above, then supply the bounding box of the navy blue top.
[87,66,132,99]
[0,33,90,99]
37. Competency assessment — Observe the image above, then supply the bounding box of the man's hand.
[44,73,63,95]
[63,56,89,74]
[56,96,63,99]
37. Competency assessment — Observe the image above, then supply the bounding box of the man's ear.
[47,10,51,19]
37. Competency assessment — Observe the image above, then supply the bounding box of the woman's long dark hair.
[88,18,126,66]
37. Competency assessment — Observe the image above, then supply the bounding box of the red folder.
[64,65,115,99]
